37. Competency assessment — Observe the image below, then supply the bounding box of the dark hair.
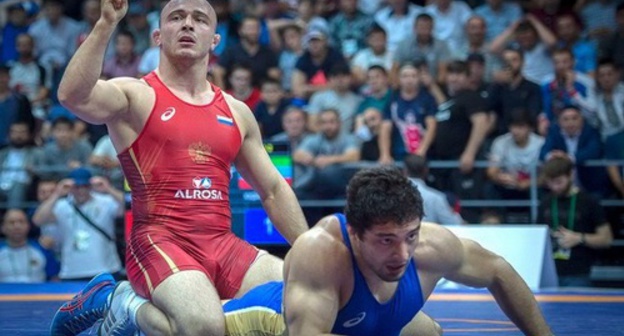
[508,108,534,128]
[319,108,340,119]
[260,78,281,88]
[368,23,386,36]
[552,47,574,58]
[447,60,469,75]
[328,63,351,77]
[345,166,424,237]
[516,20,537,34]
[116,29,136,44]
[0,64,10,74]
[618,2,624,13]
[541,156,574,180]
[367,65,387,75]
[559,104,582,118]
[415,13,433,23]
[502,46,524,61]
[598,58,619,70]
[52,116,74,129]
[404,154,428,179]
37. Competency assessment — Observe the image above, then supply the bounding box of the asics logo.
[342,312,366,328]
[161,107,176,121]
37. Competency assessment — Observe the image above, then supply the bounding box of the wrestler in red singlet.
[119,72,259,300]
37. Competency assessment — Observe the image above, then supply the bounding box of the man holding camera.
[32,167,125,281]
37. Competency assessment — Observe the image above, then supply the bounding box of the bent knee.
[170,311,225,336]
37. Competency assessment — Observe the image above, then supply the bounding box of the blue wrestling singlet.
[331,213,424,336]
[222,214,425,335]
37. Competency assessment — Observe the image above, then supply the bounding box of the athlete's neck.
[156,59,211,96]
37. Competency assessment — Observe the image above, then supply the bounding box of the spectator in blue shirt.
[555,13,597,76]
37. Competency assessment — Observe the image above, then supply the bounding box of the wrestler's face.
[156,0,220,60]
[354,220,420,282]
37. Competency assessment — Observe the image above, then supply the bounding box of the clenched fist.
[100,0,128,25]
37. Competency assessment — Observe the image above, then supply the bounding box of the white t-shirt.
[53,193,122,279]
[489,132,545,176]
[374,4,422,54]
[351,48,394,72]
[0,243,49,283]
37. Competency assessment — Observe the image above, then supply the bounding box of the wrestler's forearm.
[489,262,552,335]
[262,180,308,245]
[57,19,116,106]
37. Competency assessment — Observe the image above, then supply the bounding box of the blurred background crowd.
[0,0,623,287]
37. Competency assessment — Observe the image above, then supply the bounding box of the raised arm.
[230,97,308,245]
[283,227,344,336]
[57,0,132,124]
[32,179,72,226]
[444,238,552,336]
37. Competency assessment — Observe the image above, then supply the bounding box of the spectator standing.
[215,16,280,88]
[488,47,543,137]
[380,63,438,161]
[32,168,123,281]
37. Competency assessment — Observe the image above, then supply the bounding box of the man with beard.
[0,120,39,208]
[293,108,360,200]
[488,47,542,137]
[538,156,613,287]
[222,166,552,335]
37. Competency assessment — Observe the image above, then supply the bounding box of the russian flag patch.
[217,115,234,126]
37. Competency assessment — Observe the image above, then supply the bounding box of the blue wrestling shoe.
[50,273,116,336]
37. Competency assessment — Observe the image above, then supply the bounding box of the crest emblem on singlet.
[188,142,211,164]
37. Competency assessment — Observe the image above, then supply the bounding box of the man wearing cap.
[32,168,125,281]
[292,26,349,100]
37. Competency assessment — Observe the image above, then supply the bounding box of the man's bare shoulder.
[285,216,350,279]
[415,222,464,273]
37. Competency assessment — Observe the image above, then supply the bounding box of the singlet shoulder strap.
[337,214,355,258]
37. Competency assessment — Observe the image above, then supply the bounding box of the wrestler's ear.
[153,29,162,46]
[211,33,221,52]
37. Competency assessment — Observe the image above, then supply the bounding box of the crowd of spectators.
[0,0,623,283]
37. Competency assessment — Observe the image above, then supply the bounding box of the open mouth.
[178,36,196,44]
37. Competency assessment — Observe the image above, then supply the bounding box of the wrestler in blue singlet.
[223,214,425,335]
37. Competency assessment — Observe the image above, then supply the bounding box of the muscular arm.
[231,98,307,245]
[57,5,131,124]
[284,225,344,336]
[444,237,552,335]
